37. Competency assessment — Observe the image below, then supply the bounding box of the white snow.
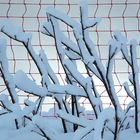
[32,115,67,140]
[14,70,50,97]
[80,0,101,28]
[48,84,87,97]
[39,49,59,84]
[42,22,80,54]
[93,108,115,140]
[0,20,31,43]
[46,6,80,29]
[64,59,86,86]
[0,39,19,103]
[56,109,91,127]
[123,82,135,100]
[0,0,140,140]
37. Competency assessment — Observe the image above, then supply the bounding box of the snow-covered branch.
[0,1,140,140]
[80,0,101,29]
[57,110,91,128]
[129,39,140,133]
[0,39,19,104]
[42,22,80,55]
[14,70,50,97]
[123,82,135,100]
[32,115,58,140]
[48,84,87,97]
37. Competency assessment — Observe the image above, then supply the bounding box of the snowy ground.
[1,126,140,140]
[0,114,140,140]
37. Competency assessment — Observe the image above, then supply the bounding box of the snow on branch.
[0,20,30,44]
[64,59,86,86]
[45,3,102,81]
[65,49,81,60]
[48,84,87,97]
[124,101,135,115]
[123,82,135,101]
[14,70,50,97]
[0,1,140,140]
[42,21,80,54]
[32,115,58,140]
[112,31,131,66]
[39,49,59,84]
[0,94,14,112]
[0,20,52,87]
[0,39,19,104]
[79,0,106,81]
[80,0,101,29]
[0,95,35,124]
[72,121,95,140]
[106,35,123,113]
[46,7,80,29]
[57,110,91,128]
[129,39,140,133]
[85,78,102,116]
[39,49,65,105]
[93,108,115,140]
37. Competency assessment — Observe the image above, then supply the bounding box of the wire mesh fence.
[0,0,140,118]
